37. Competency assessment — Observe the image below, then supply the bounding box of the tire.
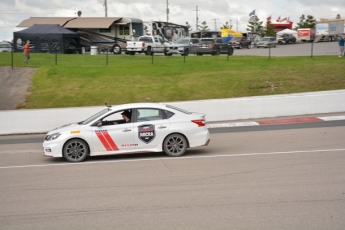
[63,139,89,162]
[196,53,203,56]
[112,44,122,54]
[247,44,250,49]
[145,47,152,56]
[228,47,234,56]
[182,48,189,56]
[163,134,187,157]
[215,48,220,55]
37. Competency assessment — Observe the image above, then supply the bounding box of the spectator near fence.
[338,34,345,57]
[24,41,30,64]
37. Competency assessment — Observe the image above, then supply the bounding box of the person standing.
[338,34,345,57]
[24,41,30,64]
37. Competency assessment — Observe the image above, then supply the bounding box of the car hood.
[168,44,188,47]
[48,123,81,134]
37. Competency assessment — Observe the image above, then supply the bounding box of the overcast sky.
[0,0,344,41]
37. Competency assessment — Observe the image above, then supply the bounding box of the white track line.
[1,148,344,170]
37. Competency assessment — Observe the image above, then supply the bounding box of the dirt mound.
[0,67,37,110]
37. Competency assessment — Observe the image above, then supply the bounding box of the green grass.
[1,52,345,109]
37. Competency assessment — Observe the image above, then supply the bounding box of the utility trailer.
[314,20,344,42]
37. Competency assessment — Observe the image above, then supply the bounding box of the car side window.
[163,110,175,119]
[136,108,165,122]
[154,37,159,42]
[99,109,132,126]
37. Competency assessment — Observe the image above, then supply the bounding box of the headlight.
[45,132,61,141]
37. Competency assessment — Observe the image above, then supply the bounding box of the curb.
[207,116,345,128]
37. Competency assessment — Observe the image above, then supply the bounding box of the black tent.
[13,24,81,54]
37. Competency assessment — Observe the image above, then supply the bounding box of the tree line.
[184,14,338,37]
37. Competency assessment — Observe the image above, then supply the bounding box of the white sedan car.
[43,103,210,162]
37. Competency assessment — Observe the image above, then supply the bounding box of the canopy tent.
[276,29,298,36]
[221,28,243,42]
[13,24,81,54]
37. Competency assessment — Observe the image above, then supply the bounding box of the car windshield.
[260,38,271,41]
[175,39,189,44]
[78,108,110,125]
[199,39,213,44]
[232,37,242,41]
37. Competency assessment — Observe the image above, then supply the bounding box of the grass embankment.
[0,53,344,109]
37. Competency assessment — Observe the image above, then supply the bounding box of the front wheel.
[63,139,89,162]
[163,134,187,157]
[112,44,122,54]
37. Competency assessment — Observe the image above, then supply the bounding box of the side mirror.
[96,121,102,127]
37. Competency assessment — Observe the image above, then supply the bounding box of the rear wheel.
[145,47,152,55]
[163,134,187,157]
[63,139,89,162]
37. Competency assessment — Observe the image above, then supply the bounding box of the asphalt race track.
[1,119,345,230]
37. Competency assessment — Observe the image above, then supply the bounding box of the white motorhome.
[17,17,144,54]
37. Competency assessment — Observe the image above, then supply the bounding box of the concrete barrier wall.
[1,89,345,135]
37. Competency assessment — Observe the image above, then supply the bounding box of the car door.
[133,108,171,151]
[190,39,199,53]
[91,110,135,155]
[216,38,226,53]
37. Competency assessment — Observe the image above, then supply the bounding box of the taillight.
[209,44,214,48]
[192,119,206,127]
[126,42,128,47]
[142,42,145,47]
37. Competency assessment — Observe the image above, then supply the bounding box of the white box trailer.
[315,20,344,42]
[297,28,316,42]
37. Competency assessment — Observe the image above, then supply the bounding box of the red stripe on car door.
[95,132,112,151]
[103,132,119,150]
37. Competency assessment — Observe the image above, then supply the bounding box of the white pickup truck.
[126,36,167,55]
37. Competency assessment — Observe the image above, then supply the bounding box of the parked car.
[43,103,210,162]
[0,42,12,52]
[126,36,167,55]
[257,37,277,48]
[165,38,200,56]
[229,36,251,49]
[196,38,234,56]
[278,34,297,44]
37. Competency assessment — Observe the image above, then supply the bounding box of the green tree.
[265,21,276,37]
[220,21,232,29]
[304,15,317,28]
[294,14,316,29]
[185,22,193,32]
[198,21,210,31]
[246,16,264,37]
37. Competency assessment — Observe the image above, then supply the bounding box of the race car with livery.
[43,103,210,162]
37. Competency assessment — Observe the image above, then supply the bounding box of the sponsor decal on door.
[138,124,156,144]
[95,130,119,151]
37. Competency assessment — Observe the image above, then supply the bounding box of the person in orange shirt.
[24,41,30,64]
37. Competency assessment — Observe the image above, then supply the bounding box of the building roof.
[17,17,76,27]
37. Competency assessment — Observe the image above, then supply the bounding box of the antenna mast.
[104,0,108,17]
